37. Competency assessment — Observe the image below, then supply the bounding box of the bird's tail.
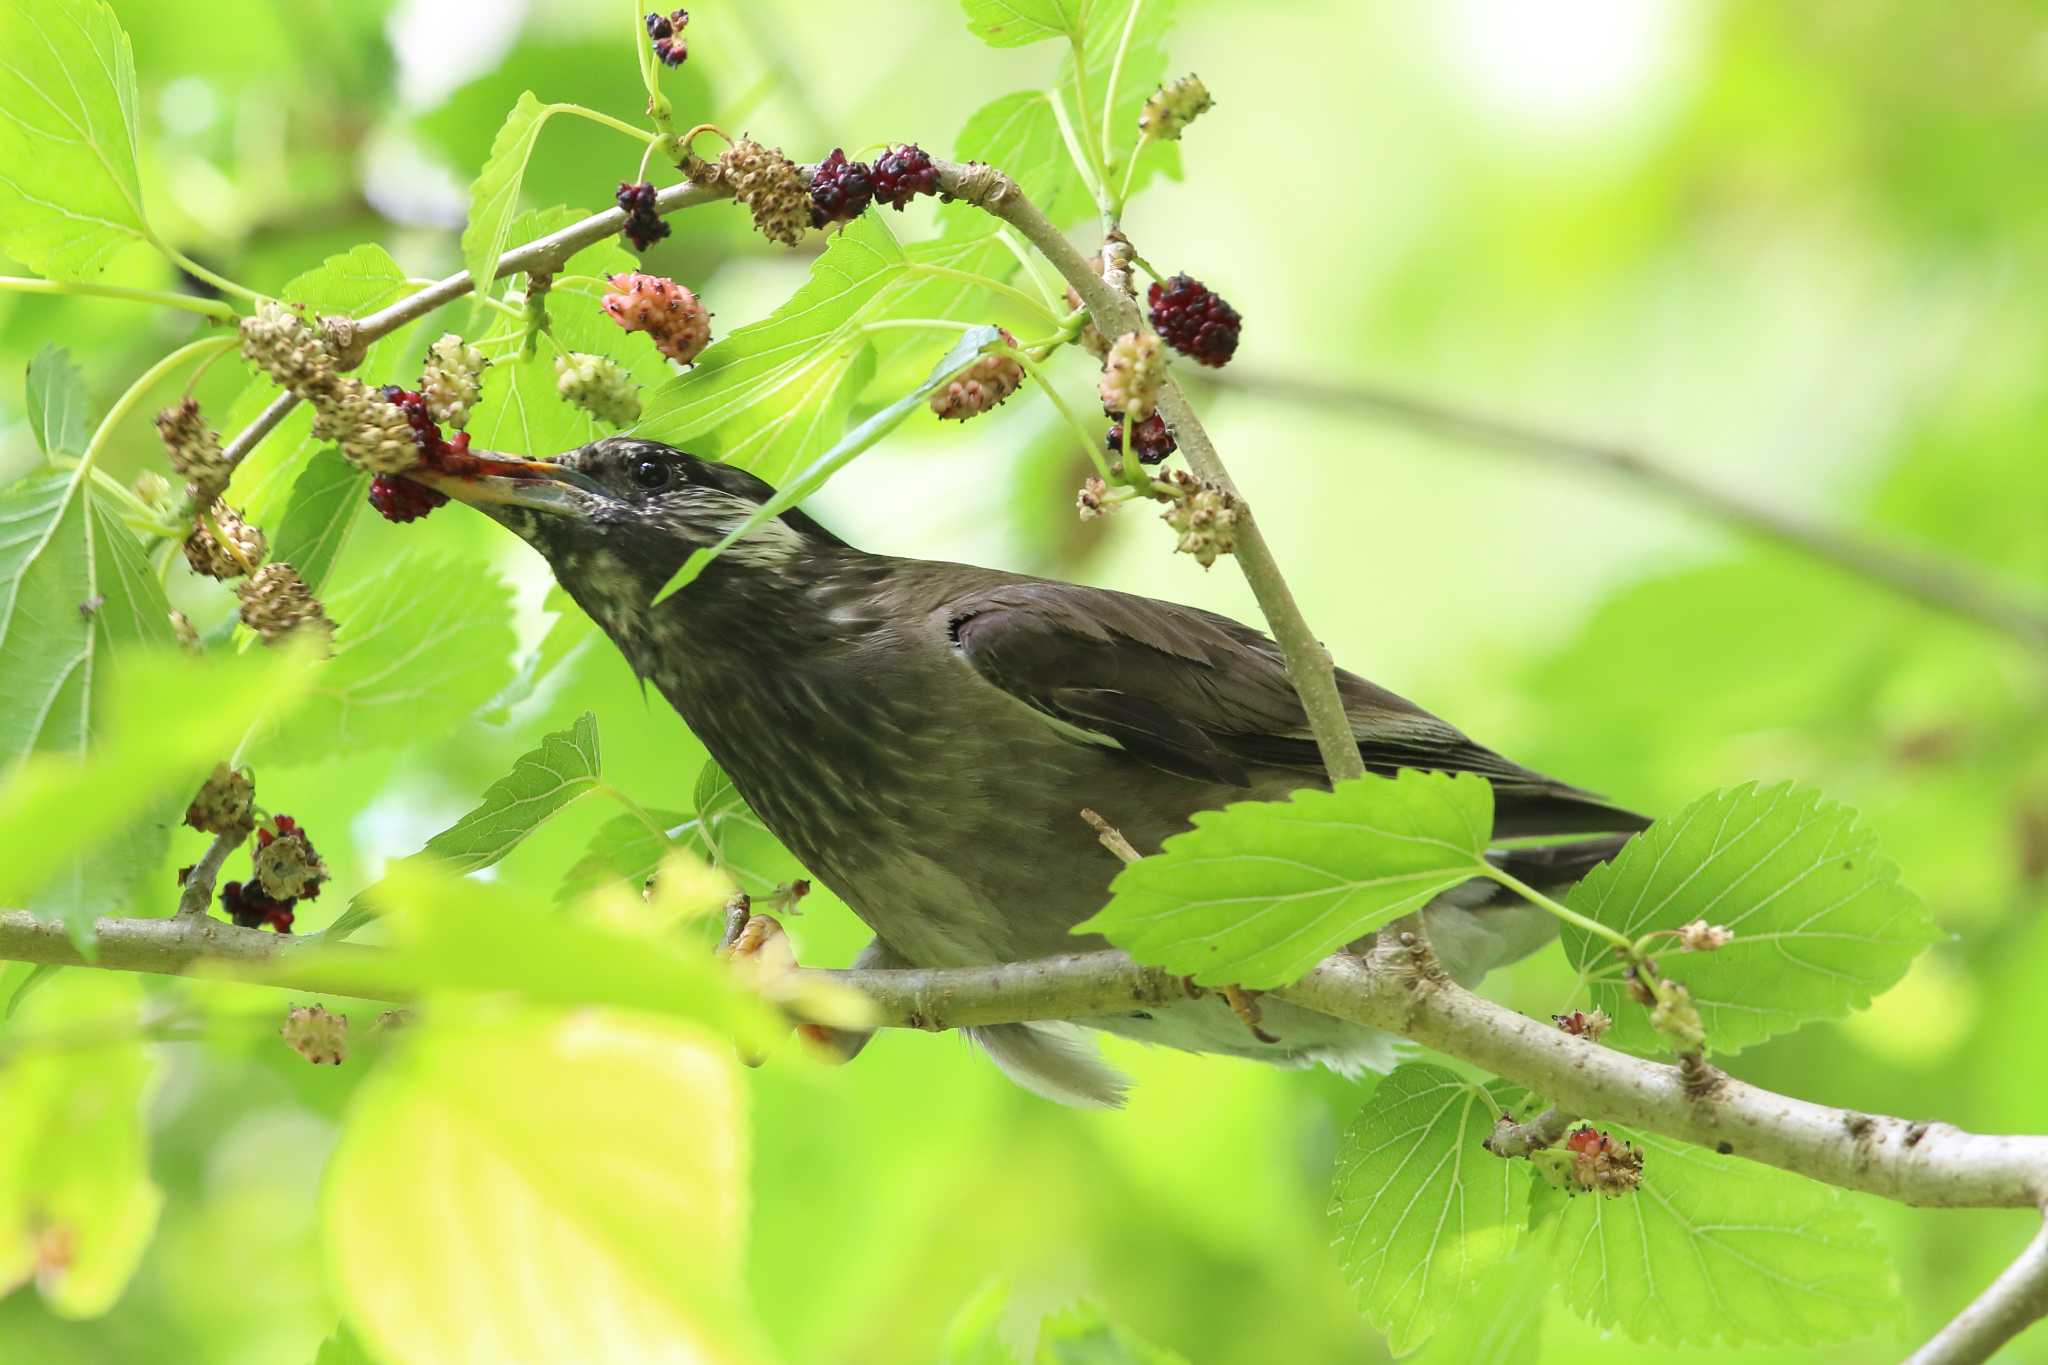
[967,1022,1131,1109]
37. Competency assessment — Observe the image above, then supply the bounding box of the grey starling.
[420,438,1648,1107]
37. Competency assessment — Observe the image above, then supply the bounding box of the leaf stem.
[599,783,675,844]
[1099,0,1146,200]
[0,275,236,321]
[549,101,661,145]
[1480,864,1634,955]
[999,344,1120,488]
[78,335,239,480]
[157,244,263,304]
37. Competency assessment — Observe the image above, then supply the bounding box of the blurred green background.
[2,0,2046,1360]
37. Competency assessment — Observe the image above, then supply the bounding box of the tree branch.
[1204,368,2048,656]
[936,160,1366,784]
[1907,1214,2048,1365]
[8,907,2046,1216]
[219,176,733,473]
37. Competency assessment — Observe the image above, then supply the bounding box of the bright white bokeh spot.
[387,0,526,111]
[1438,0,1696,132]
[158,77,220,137]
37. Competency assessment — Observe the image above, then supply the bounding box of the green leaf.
[255,553,517,767]
[0,0,151,279]
[26,345,88,458]
[1533,1126,1900,1348]
[943,93,1091,231]
[324,1004,773,1365]
[270,455,368,595]
[639,213,975,489]
[0,472,175,763]
[1073,770,1494,988]
[1563,782,1941,1054]
[460,92,550,302]
[312,1324,380,1365]
[1328,1064,1526,1355]
[418,713,602,874]
[685,762,807,898]
[557,807,687,906]
[1408,1247,1553,1364]
[1033,1302,1188,1365]
[330,715,604,940]
[1058,0,1185,202]
[655,326,996,599]
[942,1280,1022,1365]
[958,0,1086,47]
[0,971,160,1318]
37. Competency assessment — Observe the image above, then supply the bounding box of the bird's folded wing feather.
[945,580,1647,838]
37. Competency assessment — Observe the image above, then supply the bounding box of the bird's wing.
[945,579,1646,837]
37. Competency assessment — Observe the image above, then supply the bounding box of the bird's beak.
[414,450,608,518]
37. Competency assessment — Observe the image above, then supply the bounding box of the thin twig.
[1080,808,1143,863]
[934,160,1366,785]
[175,832,244,918]
[1907,1214,2048,1364]
[1203,369,2048,655]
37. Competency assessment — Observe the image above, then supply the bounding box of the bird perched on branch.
[420,437,1647,1107]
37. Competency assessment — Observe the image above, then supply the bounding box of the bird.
[418,436,1648,1107]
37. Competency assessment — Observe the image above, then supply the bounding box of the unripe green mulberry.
[239,301,335,397]
[1159,471,1239,568]
[184,500,267,580]
[420,333,488,430]
[1098,330,1166,424]
[184,761,255,838]
[238,561,334,651]
[313,377,419,474]
[156,398,233,504]
[1139,74,1213,141]
[280,1003,348,1065]
[556,352,642,426]
[930,332,1024,421]
[717,139,811,247]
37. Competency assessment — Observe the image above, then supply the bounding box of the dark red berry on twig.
[869,144,939,210]
[808,149,874,227]
[1106,412,1177,465]
[645,9,688,65]
[368,475,448,523]
[616,181,671,252]
[220,879,295,934]
[1147,273,1241,367]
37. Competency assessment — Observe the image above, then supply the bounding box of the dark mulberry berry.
[220,879,296,933]
[1106,412,1177,465]
[616,180,671,252]
[808,149,874,227]
[368,474,449,523]
[1147,273,1241,367]
[645,9,687,65]
[869,144,939,210]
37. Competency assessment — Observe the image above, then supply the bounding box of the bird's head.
[418,436,845,612]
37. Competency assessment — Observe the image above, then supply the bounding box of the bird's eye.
[629,457,670,491]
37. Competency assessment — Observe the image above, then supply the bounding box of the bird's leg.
[716,901,898,1067]
[792,937,912,1063]
[1222,984,1281,1045]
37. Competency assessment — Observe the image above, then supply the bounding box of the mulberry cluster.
[1098,329,1166,423]
[556,352,642,427]
[184,762,255,839]
[253,813,328,902]
[155,398,232,503]
[1139,75,1214,141]
[239,300,334,396]
[930,332,1023,421]
[1159,471,1239,568]
[237,561,333,651]
[616,181,671,252]
[183,501,267,580]
[1564,1127,1644,1197]
[716,139,811,247]
[808,149,874,227]
[280,1003,349,1065]
[869,144,940,210]
[1106,412,1177,466]
[362,387,466,524]
[645,9,687,66]
[1677,919,1734,952]
[311,377,418,474]
[420,333,488,430]
[602,271,711,365]
[1147,273,1241,368]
